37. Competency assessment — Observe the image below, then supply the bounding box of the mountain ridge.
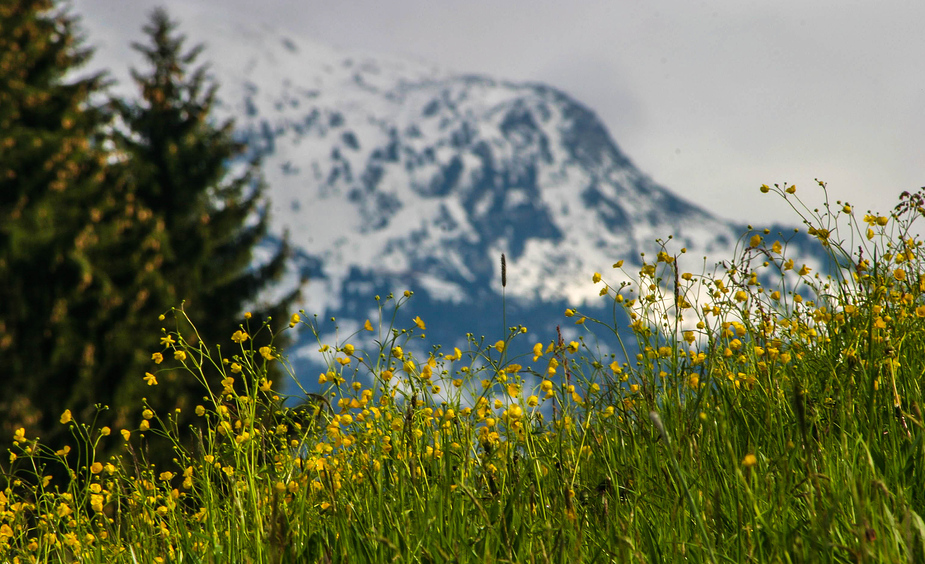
[78,14,827,384]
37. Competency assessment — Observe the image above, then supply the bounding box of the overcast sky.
[71,0,924,227]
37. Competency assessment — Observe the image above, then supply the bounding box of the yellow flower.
[143,372,158,386]
[289,313,301,328]
[759,184,770,193]
[140,420,150,432]
[60,409,73,424]
[567,341,579,354]
[613,260,624,268]
[391,346,404,359]
[142,409,154,420]
[121,429,131,441]
[592,272,602,283]
[151,352,163,364]
[90,462,103,474]
[342,344,354,356]
[564,308,576,317]
[259,346,275,360]
[749,234,762,247]
[259,379,272,392]
[742,453,757,467]
[174,350,187,361]
[364,319,374,331]
[798,264,811,276]
[894,268,907,281]
[785,185,796,194]
[231,330,249,343]
[527,395,539,407]
[230,362,242,374]
[160,334,176,346]
[413,316,426,330]
[494,340,505,353]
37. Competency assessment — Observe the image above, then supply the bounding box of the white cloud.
[72,0,925,226]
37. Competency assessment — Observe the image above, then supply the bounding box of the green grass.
[2,182,925,562]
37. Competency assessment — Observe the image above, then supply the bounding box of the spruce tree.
[0,0,113,439]
[113,8,297,424]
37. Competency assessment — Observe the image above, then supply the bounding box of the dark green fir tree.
[0,3,296,468]
[112,8,298,428]
[0,0,116,441]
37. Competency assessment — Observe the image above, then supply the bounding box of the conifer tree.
[0,3,293,460]
[0,0,114,438]
[113,8,297,420]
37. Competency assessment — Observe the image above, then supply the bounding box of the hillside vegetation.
[2,183,924,562]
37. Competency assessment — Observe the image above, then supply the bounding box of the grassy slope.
[2,183,925,563]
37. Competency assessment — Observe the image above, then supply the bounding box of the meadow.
[2,183,924,563]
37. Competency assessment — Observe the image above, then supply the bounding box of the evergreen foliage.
[0,3,296,459]
[110,8,298,434]
[0,0,123,441]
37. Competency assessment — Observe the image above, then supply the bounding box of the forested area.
[0,1,296,457]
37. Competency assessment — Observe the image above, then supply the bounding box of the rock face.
[175,22,819,385]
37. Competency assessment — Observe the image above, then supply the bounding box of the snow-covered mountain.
[210,25,741,295]
[106,18,826,384]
